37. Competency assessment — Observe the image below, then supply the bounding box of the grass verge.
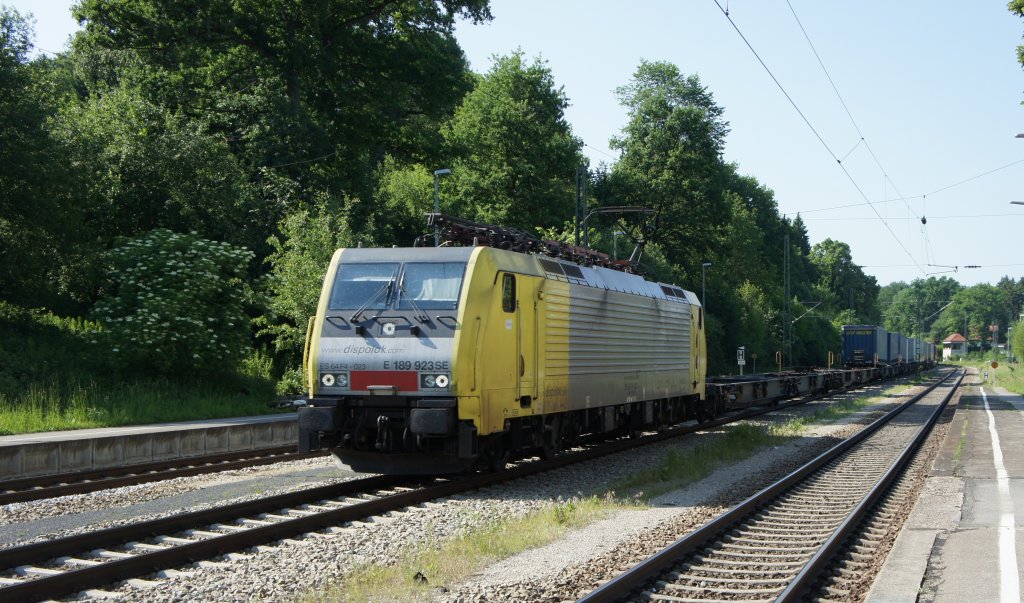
[0,302,281,435]
[951,358,1024,396]
[611,423,790,500]
[614,382,913,500]
[305,495,639,603]
[0,376,279,435]
[779,383,907,433]
[952,414,968,476]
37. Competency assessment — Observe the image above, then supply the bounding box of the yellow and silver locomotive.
[298,218,708,474]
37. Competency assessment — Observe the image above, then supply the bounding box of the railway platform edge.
[0,413,297,481]
[867,371,1024,602]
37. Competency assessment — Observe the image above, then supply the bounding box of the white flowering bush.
[92,229,256,376]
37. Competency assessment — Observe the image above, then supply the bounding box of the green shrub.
[261,201,363,368]
[92,228,256,376]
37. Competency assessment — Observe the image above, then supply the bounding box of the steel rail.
[0,371,935,601]
[0,448,327,505]
[0,367,909,507]
[777,369,964,601]
[575,368,959,603]
[0,377,880,571]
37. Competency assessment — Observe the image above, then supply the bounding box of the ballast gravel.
[2,378,930,603]
[0,457,350,548]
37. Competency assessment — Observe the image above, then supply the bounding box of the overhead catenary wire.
[584,143,618,162]
[785,157,1024,215]
[785,0,920,221]
[801,213,1024,221]
[711,0,926,276]
[922,158,1024,197]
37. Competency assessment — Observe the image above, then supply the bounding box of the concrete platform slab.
[0,413,297,480]
[868,476,964,603]
[869,373,1024,602]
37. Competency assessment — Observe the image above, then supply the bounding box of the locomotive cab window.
[397,262,466,310]
[502,274,516,313]
[329,262,399,310]
[329,261,467,311]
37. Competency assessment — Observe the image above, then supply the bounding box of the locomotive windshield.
[329,263,399,310]
[328,261,466,311]
[397,262,465,310]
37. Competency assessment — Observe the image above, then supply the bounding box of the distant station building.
[942,332,967,359]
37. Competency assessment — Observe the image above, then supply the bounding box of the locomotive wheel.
[488,448,509,472]
[541,417,562,460]
[479,434,509,472]
[560,414,581,449]
[696,400,711,423]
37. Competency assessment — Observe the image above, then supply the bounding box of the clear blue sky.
[9,1,1024,288]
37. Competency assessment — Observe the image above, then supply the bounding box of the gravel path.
[0,377,932,602]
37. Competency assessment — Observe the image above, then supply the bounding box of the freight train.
[297,215,933,474]
[840,325,937,367]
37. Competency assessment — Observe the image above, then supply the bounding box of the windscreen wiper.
[397,272,429,323]
[349,274,395,323]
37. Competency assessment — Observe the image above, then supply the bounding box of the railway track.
[0,372,880,508]
[0,447,327,505]
[0,372,931,601]
[576,368,962,603]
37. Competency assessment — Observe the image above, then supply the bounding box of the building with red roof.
[942,332,967,360]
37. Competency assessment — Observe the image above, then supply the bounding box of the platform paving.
[868,369,1024,603]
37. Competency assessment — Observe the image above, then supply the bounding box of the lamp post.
[701,262,712,311]
[433,168,452,246]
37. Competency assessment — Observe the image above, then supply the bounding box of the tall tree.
[442,51,584,231]
[808,239,880,324]
[1012,0,1024,73]
[72,0,491,232]
[0,9,83,309]
[933,284,1006,347]
[883,277,962,339]
[609,60,731,272]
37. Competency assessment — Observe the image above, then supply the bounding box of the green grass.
[611,423,791,499]
[778,385,904,433]
[0,302,281,435]
[306,495,637,603]
[0,376,279,434]
[949,357,1024,396]
[952,414,968,476]
[614,383,913,500]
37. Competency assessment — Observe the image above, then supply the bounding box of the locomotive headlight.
[320,372,348,388]
[421,373,450,389]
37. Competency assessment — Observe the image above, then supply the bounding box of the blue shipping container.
[842,325,888,366]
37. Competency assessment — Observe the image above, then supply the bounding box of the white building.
[942,332,967,360]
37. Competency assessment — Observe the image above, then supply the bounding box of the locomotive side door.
[479,272,518,431]
[483,272,536,431]
[515,276,537,408]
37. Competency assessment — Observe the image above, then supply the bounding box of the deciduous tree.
[442,51,584,231]
[610,61,730,271]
